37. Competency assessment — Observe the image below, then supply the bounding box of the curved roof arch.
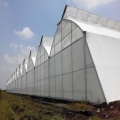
[50,19,83,57]
[66,17,120,39]
[35,36,53,66]
[22,59,28,74]
[61,5,120,31]
[27,50,36,72]
[40,36,53,56]
[18,64,22,77]
[38,36,53,56]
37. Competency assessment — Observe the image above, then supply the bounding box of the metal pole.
[83,31,87,102]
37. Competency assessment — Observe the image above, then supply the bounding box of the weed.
[52,114,65,120]
[89,116,100,120]
[65,102,93,111]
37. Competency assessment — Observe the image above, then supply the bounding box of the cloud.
[10,43,18,49]
[6,44,37,64]
[0,0,9,7]
[0,44,37,89]
[14,27,35,40]
[4,54,17,64]
[69,0,116,9]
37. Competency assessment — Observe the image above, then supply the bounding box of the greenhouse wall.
[6,5,120,103]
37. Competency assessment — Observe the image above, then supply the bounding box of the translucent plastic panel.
[114,22,120,31]
[52,41,55,47]
[98,17,108,26]
[31,69,35,83]
[86,43,93,67]
[63,12,76,19]
[66,6,78,14]
[37,59,40,66]
[72,38,84,71]
[18,77,21,89]
[72,22,77,30]
[40,47,45,57]
[50,47,54,57]
[62,21,71,39]
[40,63,44,80]
[56,75,63,98]
[35,68,38,81]
[55,41,61,54]
[22,66,26,74]
[30,83,34,95]
[63,73,73,99]
[73,70,85,100]
[44,79,49,96]
[55,24,61,45]
[37,49,41,60]
[45,53,48,61]
[72,27,83,43]
[37,65,41,81]
[38,80,41,96]
[50,57,55,77]
[35,81,38,96]
[106,20,116,28]
[87,67,105,103]
[77,10,89,21]
[27,72,30,84]
[22,74,26,85]
[87,13,99,24]
[62,46,72,74]
[41,80,44,96]
[55,52,62,76]
[44,61,48,79]
[62,33,71,49]
[41,55,44,64]
[50,77,56,97]
[22,84,26,95]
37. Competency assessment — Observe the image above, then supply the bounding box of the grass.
[52,114,65,120]
[1,90,120,120]
[64,102,93,112]
[0,91,64,120]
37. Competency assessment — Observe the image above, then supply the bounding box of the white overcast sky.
[0,0,120,89]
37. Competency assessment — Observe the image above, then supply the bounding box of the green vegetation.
[0,91,120,120]
[0,91,64,120]
[52,114,65,120]
[64,102,93,111]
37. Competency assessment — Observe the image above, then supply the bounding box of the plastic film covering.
[73,70,85,100]
[50,77,56,97]
[21,59,27,94]
[56,75,63,98]
[63,5,120,31]
[72,38,84,71]
[87,67,105,103]
[86,32,120,103]
[41,36,53,56]
[35,41,49,96]
[7,9,120,104]
[63,73,73,99]
[62,46,72,73]
[27,51,36,95]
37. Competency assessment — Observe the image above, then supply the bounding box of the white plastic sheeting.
[63,5,120,31]
[6,5,120,104]
[67,17,120,103]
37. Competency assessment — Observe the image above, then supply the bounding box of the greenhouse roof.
[40,36,53,56]
[62,5,120,31]
[67,17,120,40]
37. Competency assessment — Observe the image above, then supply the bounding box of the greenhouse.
[6,5,120,104]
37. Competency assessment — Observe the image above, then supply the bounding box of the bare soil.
[0,91,120,120]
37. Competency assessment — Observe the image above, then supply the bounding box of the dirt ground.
[0,91,120,120]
